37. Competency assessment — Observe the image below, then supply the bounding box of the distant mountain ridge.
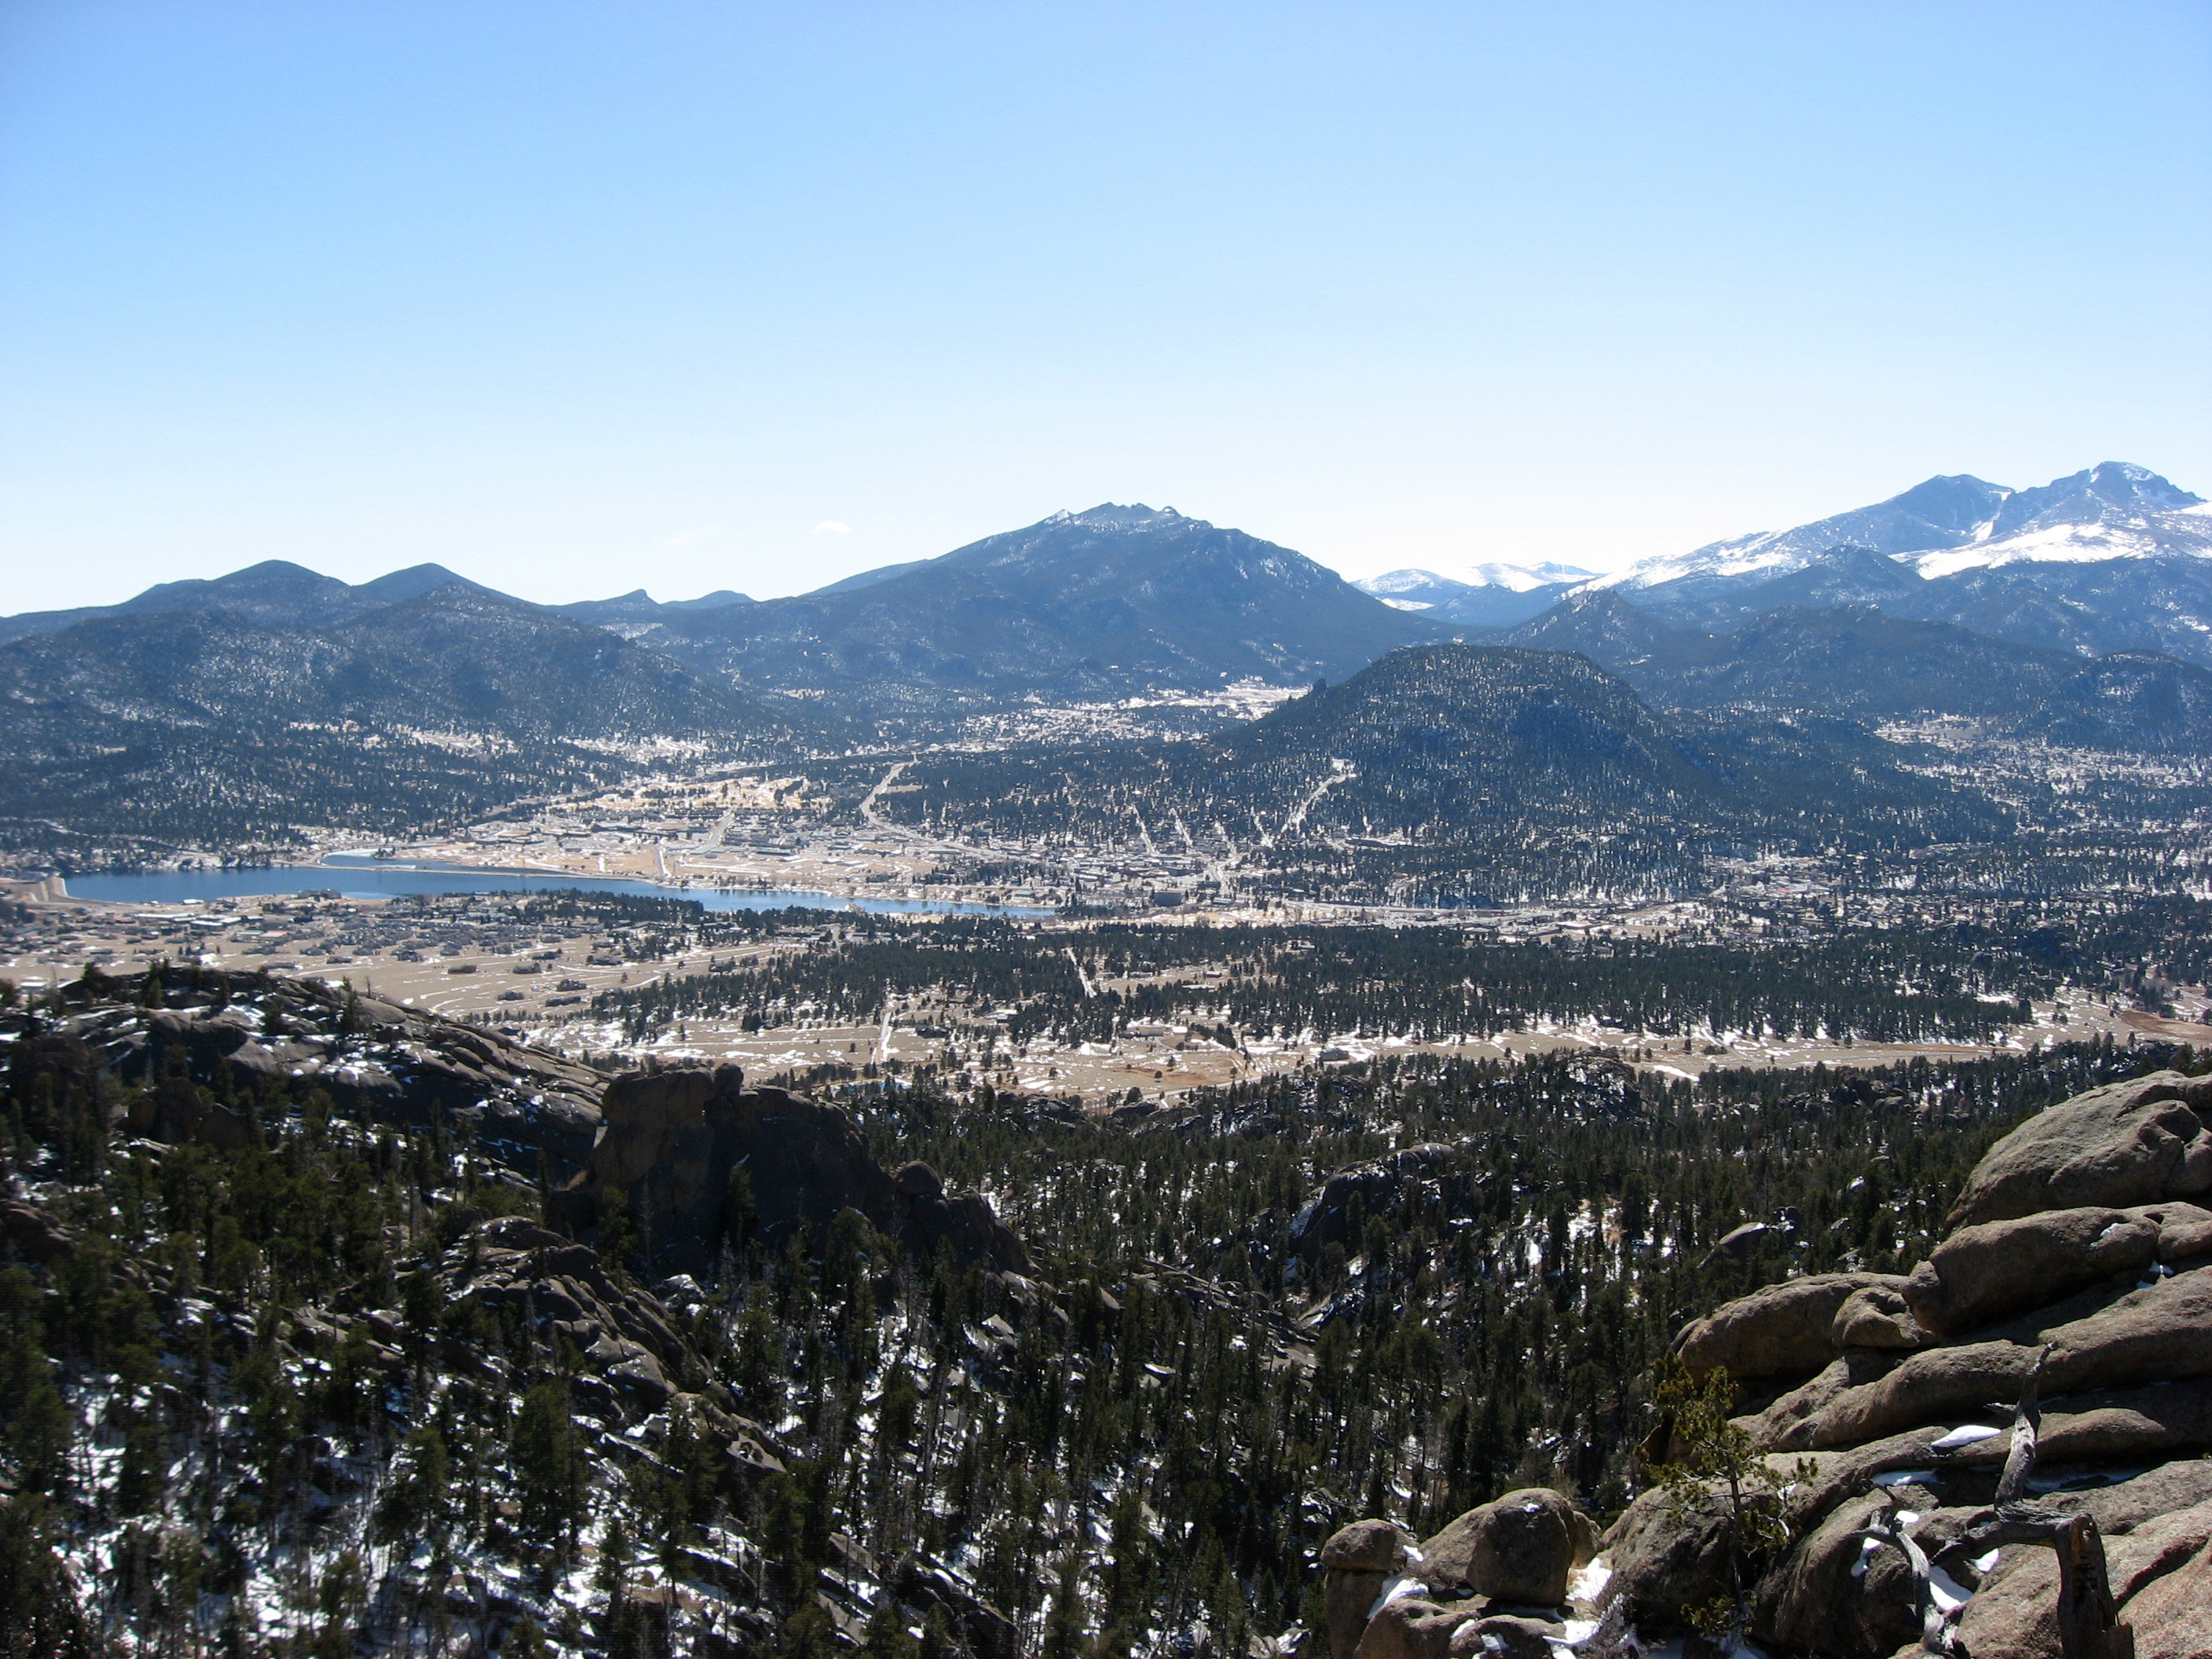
[1592,462,2207,595]
[1503,592,2212,753]
[0,585,840,855]
[0,506,1437,713]
[627,504,1441,712]
[1446,461,2212,668]
[0,559,754,648]
[0,558,500,646]
[1350,462,2212,665]
[1356,562,1597,628]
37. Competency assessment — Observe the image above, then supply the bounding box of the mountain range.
[0,505,1439,716]
[614,504,1437,710]
[10,463,2208,699]
[5,463,2211,855]
[0,587,840,854]
[1357,461,2212,664]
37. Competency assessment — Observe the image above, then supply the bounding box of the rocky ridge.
[1307,1067,2212,1659]
[0,964,1046,1656]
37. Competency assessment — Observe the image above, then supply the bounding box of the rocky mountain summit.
[1310,1068,2212,1659]
[1540,463,2212,668]
[632,504,1439,712]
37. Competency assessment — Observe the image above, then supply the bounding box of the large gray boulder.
[1321,1519,1415,1573]
[2121,1529,2212,1659]
[1353,1599,1461,1659]
[1755,1495,1992,1659]
[1946,1071,2212,1230]
[1419,1489,1592,1606]
[1596,1485,1737,1635]
[2151,1199,2212,1264]
[1673,1273,1906,1384]
[1445,1617,1559,1659]
[1772,1266,2212,1451]
[1903,1206,2158,1335]
[1829,1281,1928,1350]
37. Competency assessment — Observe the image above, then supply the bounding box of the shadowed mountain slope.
[0,586,840,853]
[635,504,1442,709]
[1500,598,2212,752]
[873,640,2008,902]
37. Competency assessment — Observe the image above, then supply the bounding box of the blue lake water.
[64,859,1051,917]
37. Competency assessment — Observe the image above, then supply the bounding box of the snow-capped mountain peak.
[1588,472,2018,591]
[1465,558,1600,591]
[1587,463,2208,594]
[1359,560,1597,604]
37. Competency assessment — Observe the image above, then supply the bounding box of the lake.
[63,858,1053,917]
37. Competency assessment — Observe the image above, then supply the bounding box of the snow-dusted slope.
[1911,466,2211,577]
[1360,561,1596,606]
[1591,463,2206,593]
[1590,472,2014,591]
[1355,562,1598,628]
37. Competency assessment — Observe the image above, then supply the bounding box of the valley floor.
[5,888,2204,1115]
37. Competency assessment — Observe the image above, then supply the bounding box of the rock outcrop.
[1318,1520,1414,1659]
[559,1063,1031,1277]
[49,965,607,1177]
[1900,1201,2212,1335]
[1946,1070,2212,1229]
[1419,1488,1595,1606]
[1592,1066,2212,1657]
[1317,1495,1601,1659]
[1290,1145,1482,1262]
[1673,1271,1908,1385]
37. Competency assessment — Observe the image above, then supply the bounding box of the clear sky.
[2,2,2207,612]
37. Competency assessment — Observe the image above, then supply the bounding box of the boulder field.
[1311,1068,2212,1659]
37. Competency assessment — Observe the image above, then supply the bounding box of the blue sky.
[2,2,2206,610]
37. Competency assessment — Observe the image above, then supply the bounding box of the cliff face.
[555,1061,1032,1278]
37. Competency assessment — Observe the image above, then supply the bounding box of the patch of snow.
[1564,1558,1610,1601]
[1910,512,2212,577]
[1929,1424,2003,1451]
[1928,1561,1975,1613]
[1368,1576,1429,1620]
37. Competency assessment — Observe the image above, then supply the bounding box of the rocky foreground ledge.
[1314,1068,2212,1659]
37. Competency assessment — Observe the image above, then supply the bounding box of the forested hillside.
[870,643,2012,903]
[0,588,838,859]
[2,958,2192,1655]
[587,910,2141,1051]
[1501,598,2212,749]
